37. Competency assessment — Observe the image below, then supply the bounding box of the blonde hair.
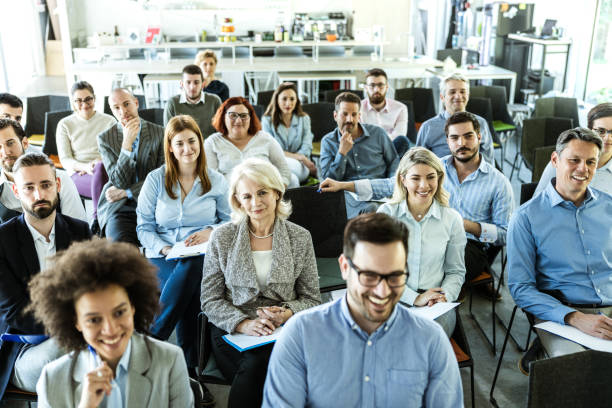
[389,147,450,207]
[195,49,217,66]
[228,158,292,224]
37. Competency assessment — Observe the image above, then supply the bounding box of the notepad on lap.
[223,328,282,352]
[534,321,612,353]
[409,302,460,321]
[165,241,207,260]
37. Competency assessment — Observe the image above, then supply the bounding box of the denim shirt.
[261,114,314,157]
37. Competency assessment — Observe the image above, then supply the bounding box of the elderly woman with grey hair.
[201,158,320,408]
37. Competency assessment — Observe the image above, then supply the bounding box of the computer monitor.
[541,19,557,36]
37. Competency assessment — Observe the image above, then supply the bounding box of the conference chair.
[256,90,274,108]
[466,96,505,171]
[397,99,418,143]
[301,102,336,156]
[532,145,556,183]
[534,97,580,128]
[1,386,37,407]
[24,95,71,143]
[451,309,475,408]
[138,108,164,126]
[42,110,72,168]
[322,89,363,104]
[103,94,146,115]
[394,87,436,129]
[253,104,264,121]
[509,117,573,181]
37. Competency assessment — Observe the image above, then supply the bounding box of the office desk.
[427,64,517,103]
[507,34,572,95]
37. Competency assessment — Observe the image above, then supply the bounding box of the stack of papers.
[165,241,207,260]
[409,302,460,320]
[534,321,612,353]
[223,328,282,352]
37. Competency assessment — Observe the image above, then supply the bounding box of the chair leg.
[489,305,518,408]
[468,282,496,354]
[470,364,475,408]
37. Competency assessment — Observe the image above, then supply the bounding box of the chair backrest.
[397,99,417,143]
[394,88,436,124]
[103,94,146,115]
[436,48,463,66]
[301,102,336,142]
[534,97,580,127]
[274,46,304,57]
[138,108,164,126]
[42,110,73,156]
[466,96,495,136]
[253,104,264,120]
[528,350,612,408]
[284,186,347,257]
[322,89,363,104]
[25,95,71,137]
[256,90,274,108]
[520,182,538,205]
[532,145,555,182]
[521,117,573,170]
[470,85,515,126]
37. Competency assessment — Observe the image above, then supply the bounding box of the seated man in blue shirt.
[319,92,399,218]
[416,72,495,165]
[508,127,612,365]
[262,213,462,408]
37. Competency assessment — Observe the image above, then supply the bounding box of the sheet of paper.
[165,241,207,260]
[223,327,282,352]
[409,302,460,321]
[534,321,612,353]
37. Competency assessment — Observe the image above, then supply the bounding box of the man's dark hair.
[0,93,23,109]
[587,103,612,129]
[365,68,388,81]
[343,213,408,260]
[444,111,481,136]
[0,118,26,141]
[182,64,204,81]
[334,92,362,111]
[70,81,95,96]
[12,152,56,175]
[556,127,603,156]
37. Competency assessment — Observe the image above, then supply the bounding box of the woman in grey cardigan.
[201,158,321,408]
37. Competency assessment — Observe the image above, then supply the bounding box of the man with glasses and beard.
[360,68,410,157]
[0,119,86,223]
[0,153,91,398]
[263,213,462,407]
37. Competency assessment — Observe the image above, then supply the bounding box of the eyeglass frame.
[593,127,612,138]
[345,256,408,288]
[365,82,387,91]
[226,112,250,121]
[73,95,95,105]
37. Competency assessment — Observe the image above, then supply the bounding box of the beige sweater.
[56,111,116,174]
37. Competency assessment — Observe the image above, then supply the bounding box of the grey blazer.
[36,332,193,408]
[201,217,321,333]
[97,119,165,228]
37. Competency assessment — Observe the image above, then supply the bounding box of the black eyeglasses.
[74,96,94,105]
[593,127,612,138]
[226,112,250,121]
[346,257,407,288]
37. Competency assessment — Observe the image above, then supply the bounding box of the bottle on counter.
[274,25,283,42]
[113,25,120,44]
[283,25,290,42]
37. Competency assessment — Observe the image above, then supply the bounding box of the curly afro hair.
[27,238,160,352]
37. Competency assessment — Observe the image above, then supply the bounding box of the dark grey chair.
[43,110,73,168]
[397,99,417,143]
[25,95,71,138]
[256,90,274,108]
[532,145,556,183]
[394,87,436,125]
[138,108,164,126]
[534,97,580,128]
[322,89,363,104]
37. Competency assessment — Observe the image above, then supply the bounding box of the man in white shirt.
[0,119,86,223]
[360,68,410,157]
[0,152,91,396]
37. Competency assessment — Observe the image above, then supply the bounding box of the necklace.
[249,228,273,239]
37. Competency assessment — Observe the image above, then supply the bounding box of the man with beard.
[164,64,221,138]
[0,119,86,223]
[263,213,462,407]
[0,153,91,397]
[0,93,23,124]
[417,73,495,165]
[319,92,399,218]
[360,68,410,157]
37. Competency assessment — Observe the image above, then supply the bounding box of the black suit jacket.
[0,213,91,397]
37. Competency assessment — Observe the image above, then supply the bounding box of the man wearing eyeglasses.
[263,213,462,408]
[97,88,164,245]
[535,103,612,196]
[360,68,410,157]
[164,64,221,138]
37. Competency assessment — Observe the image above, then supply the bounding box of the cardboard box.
[45,40,64,76]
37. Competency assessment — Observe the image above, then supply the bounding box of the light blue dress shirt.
[263,297,463,408]
[319,123,399,181]
[378,200,466,305]
[261,115,314,157]
[99,339,131,408]
[508,182,612,324]
[416,110,495,165]
[442,155,514,245]
[120,122,142,200]
[136,165,231,257]
[535,157,612,196]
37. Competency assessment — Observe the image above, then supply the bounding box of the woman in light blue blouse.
[378,147,466,336]
[262,82,316,186]
[136,115,231,373]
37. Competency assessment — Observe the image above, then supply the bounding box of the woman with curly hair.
[28,239,193,408]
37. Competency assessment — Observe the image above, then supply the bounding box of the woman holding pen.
[29,239,193,407]
[136,115,231,374]
[377,147,466,336]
